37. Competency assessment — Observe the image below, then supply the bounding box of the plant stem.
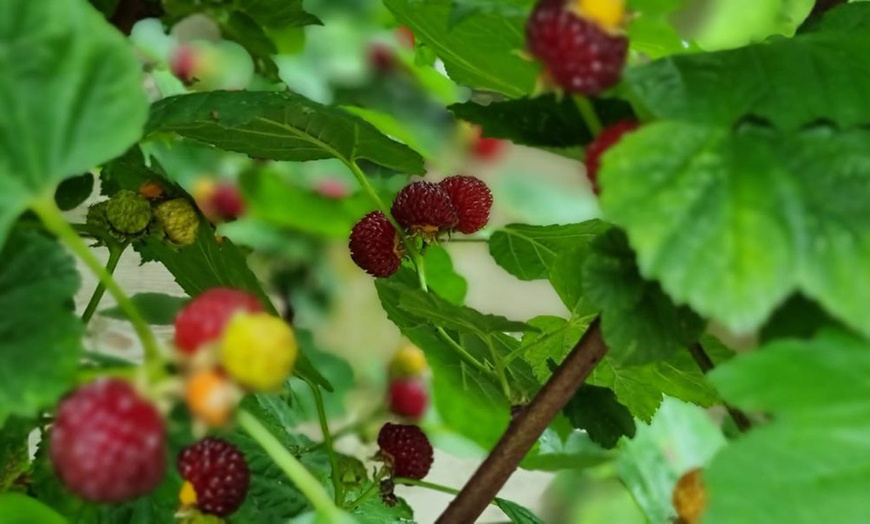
[687,343,753,432]
[347,480,381,511]
[237,409,343,516]
[395,477,459,496]
[307,378,345,505]
[81,241,128,323]
[436,318,607,524]
[574,96,603,136]
[31,197,164,381]
[435,327,498,381]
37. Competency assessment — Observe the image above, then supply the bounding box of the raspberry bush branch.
[687,342,752,433]
[437,318,607,524]
[30,196,165,382]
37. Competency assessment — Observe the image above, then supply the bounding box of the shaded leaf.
[564,384,636,449]
[494,497,545,524]
[54,174,94,212]
[100,293,187,325]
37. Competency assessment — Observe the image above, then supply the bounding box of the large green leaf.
[583,229,705,365]
[689,0,813,51]
[626,0,691,58]
[0,493,67,524]
[384,0,538,97]
[563,385,636,449]
[705,330,870,524]
[146,91,425,175]
[625,25,870,130]
[0,0,147,246]
[449,95,634,149]
[601,122,870,337]
[489,221,608,281]
[0,229,82,426]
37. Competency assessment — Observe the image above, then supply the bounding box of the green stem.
[308,379,345,505]
[31,197,164,381]
[347,480,381,511]
[486,335,513,400]
[435,327,497,380]
[237,409,342,516]
[81,241,128,323]
[395,477,460,497]
[574,96,603,136]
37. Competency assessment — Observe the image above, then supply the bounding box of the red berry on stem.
[439,175,493,234]
[584,120,639,193]
[377,423,434,480]
[391,181,458,235]
[178,437,250,517]
[471,135,506,161]
[388,379,428,419]
[526,0,628,95]
[50,379,167,502]
[174,288,264,354]
[212,182,245,220]
[349,211,403,277]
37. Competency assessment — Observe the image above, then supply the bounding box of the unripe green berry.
[154,198,200,246]
[106,190,152,234]
[85,201,110,231]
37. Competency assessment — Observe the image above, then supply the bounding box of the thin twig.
[436,318,607,524]
[687,342,752,432]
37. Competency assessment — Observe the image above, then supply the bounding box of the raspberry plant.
[1,0,868,522]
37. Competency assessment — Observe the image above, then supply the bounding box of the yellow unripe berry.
[220,312,298,391]
[571,0,627,32]
[388,344,428,378]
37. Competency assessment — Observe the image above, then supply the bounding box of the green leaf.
[601,122,870,338]
[384,0,538,97]
[449,95,634,148]
[583,229,704,365]
[99,293,187,325]
[54,174,94,212]
[0,229,82,426]
[493,497,545,524]
[520,426,613,472]
[564,384,637,449]
[0,0,147,246]
[520,316,589,383]
[625,29,870,130]
[0,418,32,491]
[759,294,840,344]
[422,246,468,306]
[690,0,813,51]
[0,493,67,524]
[705,330,870,524]
[162,0,321,29]
[626,0,691,58]
[811,2,870,31]
[146,91,424,175]
[548,244,598,317]
[489,221,608,281]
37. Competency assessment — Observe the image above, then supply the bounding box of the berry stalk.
[574,96,603,137]
[236,409,344,517]
[308,378,345,505]
[31,196,164,381]
[686,342,752,433]
[80,240,129,323]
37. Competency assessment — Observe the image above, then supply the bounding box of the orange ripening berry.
[672,467,707,524]
[139,181,164,200]
[185,369,240,427]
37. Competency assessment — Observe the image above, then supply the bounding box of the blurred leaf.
[705,329,870,524]
[87,0,120,17]
[601,122,870,339]
[0,493,67,524]
[564,384,636,449]
[690,0,813,50]
[811,2,870,31]
[163,0,321,29]
[625,25,870,129]
[759,294,840,344]
[351,495,414,524]
[146,91,425,175]
[617,398,727,524]
[342,106,432,159]
[0,229,82,427]
[521,426,613,471]
[286,330,355,421]
[488,221,608,281]
[494,497,544,524]
[626,0,691,58]
[100,293,187,325]
[583,229,704,365]
[384,0,537,97]
[0,418,32,492]
[54,174,94,211]
[450,95,634,148]
[0,0,147,246]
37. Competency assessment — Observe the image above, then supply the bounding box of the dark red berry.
[438,176,493,234]
[391,181,458,235]
[178,437,250,517]
[174,288,264,354]
[388,379,428,419]
[50,379,167,502]
[377,423,433,480]
[584,120,639,193]
[212,182,245,220]
[526,0,628,95]
[349,211,403,277]
[369,43,397,74]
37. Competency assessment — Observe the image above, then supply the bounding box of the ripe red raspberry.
[50,379,167,502]
[438,176,493,234]
[376,423,433,480]
[526,0,628,95]
[388,379,428,419]
[471,135,506,161]
[174,288,264,354]
[178,437,250,517]
[212,182,245,221]
[391,181,458,235]
[584,120,639,193]
[349,211,403,277]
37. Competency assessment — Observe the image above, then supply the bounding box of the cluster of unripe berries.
[349,175,493,277]
[50,287,298,518]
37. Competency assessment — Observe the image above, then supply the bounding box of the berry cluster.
[526,0,629,95]
[349,176,493,277]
